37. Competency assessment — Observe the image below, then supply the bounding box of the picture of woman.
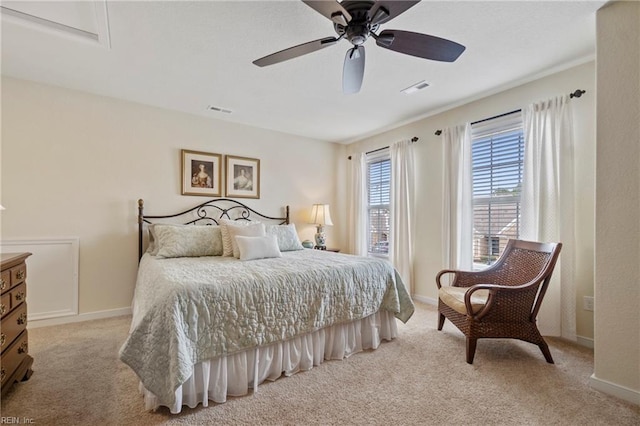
[191,162,213,188]
[233,166,253,191]
[226,155,260,199]
[181,150,222,197]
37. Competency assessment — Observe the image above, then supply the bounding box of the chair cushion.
[439,286,490,315]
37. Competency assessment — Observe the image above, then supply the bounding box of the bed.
[119,198,414,413]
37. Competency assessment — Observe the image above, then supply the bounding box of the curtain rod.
[433,89,586,136]
[347,136,418,160]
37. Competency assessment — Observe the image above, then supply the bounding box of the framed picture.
[226,155,260,199]
[181,149,223,196]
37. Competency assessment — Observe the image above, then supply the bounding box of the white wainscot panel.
[1,238,79,321]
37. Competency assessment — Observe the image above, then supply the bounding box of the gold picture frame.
[181,149,223,197]
[225,155,260,199]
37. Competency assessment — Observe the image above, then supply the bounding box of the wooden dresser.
[1,252,33,396]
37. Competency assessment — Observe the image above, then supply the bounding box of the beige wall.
[593,0,640,403]
[346,61,597,342]
[0,77,345,315]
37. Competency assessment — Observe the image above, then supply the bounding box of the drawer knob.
[18,341,28,354]
[15,291,25,302]
[16,270,25,280]
[0,279,5,290]
[0,303,5,315]
[0,333,5,347]
[17,312,27,325]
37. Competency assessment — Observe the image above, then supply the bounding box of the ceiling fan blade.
[343,46,365,95]
[302,1,352,26]
[376,30,465,62]
[253,37,338,67]
[369,1,421,26]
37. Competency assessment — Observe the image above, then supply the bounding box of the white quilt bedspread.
[119,249,414,406]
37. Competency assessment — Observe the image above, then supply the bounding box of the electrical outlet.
[583,296,594,311]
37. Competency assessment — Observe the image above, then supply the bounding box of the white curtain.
[347,152,367,256]
[442,124,473,271]
[390,140,415,294]
[521,95,576,340]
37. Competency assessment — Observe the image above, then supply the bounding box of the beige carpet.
[1,303,638,425]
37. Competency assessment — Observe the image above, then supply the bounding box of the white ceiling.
[1,1,606,143]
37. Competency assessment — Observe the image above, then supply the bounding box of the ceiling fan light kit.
[253,0,466,94]
[343,45,366,94]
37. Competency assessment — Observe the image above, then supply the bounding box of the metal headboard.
[138,198,290,261]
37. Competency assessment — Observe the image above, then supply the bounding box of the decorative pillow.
[148,224,183,256]
[147,225,159,255]
[265,224,304,252]
[210,226,223,255]
[153,224,223,258]
[219,221,231,256]
[228,223,266,258]
[219,219,264,257]
[235,235,282,261]
[219,219,242,257]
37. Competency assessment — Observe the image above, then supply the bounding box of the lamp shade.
[310,204,333,226]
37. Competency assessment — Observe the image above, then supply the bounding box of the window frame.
[471,111,524,269]
[365,148,391,258]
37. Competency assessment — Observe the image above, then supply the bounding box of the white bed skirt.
[140,310,398,413]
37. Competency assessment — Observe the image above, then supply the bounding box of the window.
[471,111,524,267]
[366,150,390,256]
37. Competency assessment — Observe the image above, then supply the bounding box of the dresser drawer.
[0,292,10,318]
[0,302,27,354]
[10,283,26,310]
[0,270,9,292]
[0,283,26,320]
[10,263,27,289]
[1,330,29,388]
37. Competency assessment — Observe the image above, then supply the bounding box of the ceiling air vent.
[401,80,430,95]
[207,105,233,114]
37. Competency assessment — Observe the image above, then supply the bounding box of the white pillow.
[265,224,304,251]
[219,219,252,257]
[235,235,282,261]
[228,223,266,258]
[220,219,265,259]
[153,224,223,258]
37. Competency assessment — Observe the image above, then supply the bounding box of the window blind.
[366,151,390,255]
[471,111,524,266]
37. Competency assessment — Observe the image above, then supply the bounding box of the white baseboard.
[590,374,640,406]
[29,307,131,328]
[576,335,594,349]
[411,294,437,306]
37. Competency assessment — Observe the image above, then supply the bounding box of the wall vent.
[401,80,430,94]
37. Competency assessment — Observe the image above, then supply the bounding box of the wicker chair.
[436,239,562,364]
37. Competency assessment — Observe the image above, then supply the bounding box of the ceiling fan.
[252,0,466,94]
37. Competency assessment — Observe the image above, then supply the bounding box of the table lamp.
[310,204,333,250]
